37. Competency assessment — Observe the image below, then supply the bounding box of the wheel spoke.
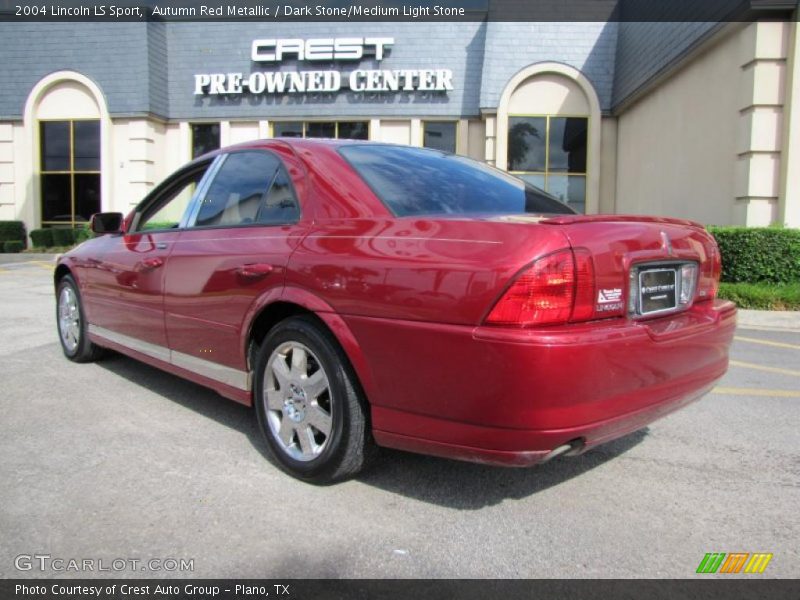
[290,346,307,377]
[271,356,291,390]
[264,340,335,463]
[296,425,315,455]
[306,405,332,436]
[265,389,284,411]
[304,370,328,400]
[277,417,295,446]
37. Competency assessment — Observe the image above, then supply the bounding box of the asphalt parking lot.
[0,259,798,578]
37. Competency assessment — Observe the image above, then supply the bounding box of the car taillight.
[485,248,595,327]
[571,249,595,321]
[679,263,698,305]
[697,245,721,301]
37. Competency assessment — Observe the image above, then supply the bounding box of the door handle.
[139,257,164,271]
[236,263,274,279]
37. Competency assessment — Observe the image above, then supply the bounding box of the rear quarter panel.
[286,217,571,325]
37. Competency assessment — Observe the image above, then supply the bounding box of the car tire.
[254,315,375,484]
[56,274,104,363]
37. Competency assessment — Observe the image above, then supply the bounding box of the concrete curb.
[737,308,800,331]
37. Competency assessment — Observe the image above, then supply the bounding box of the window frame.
[38,118,102,228]
[190,122,221,159]
[183,150,303,231]
[421,120,459,154]
[271,120,371,140]
[506,113,589,209]
[129,156,218,234]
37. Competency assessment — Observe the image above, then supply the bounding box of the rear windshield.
[339,144,575,217]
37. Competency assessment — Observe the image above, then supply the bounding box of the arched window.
[24,72,109,228]
[497,64,601,215]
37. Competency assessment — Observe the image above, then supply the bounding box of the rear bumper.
[348,299,736,467]
[373,378,717,467]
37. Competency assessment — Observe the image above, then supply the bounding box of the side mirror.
[90,212,124,234]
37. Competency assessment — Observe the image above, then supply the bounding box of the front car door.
[87,158,214,352]
[162,147,308,387]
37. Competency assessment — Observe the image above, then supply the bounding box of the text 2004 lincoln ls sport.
[55,139,736,483]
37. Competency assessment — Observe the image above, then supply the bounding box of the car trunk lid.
[540,214,720,321]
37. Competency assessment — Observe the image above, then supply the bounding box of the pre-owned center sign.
[194,37,454,96]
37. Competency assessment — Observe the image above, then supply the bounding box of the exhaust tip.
[541,438,584,463]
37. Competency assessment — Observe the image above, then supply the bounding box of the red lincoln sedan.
[55,139,736,483]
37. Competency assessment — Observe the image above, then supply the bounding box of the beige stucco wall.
[779,19,800,227]
[507,73,590,115]
[0,123,16,221]
[36,82,100,120]
[598,117,617,214]
[466,119,485,161]
[377,120,411,145]
[615,21,791,226]
[615,27,742,223]
[4,122,34,227]
[227,121,261,145]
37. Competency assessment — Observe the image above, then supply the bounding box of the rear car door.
[162,149,308,379]
[88,159,213,350]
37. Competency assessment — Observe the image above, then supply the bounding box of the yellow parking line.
[0,260,53,271]
[0,270,41,276]
[739,325,800,334]
[729,360,800,378]
[734,336,800,351]
[713,387,800,398]
[31,261,54,270]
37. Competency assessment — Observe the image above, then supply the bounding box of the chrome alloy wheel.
[58,286,81,353]
[264,341,333,462]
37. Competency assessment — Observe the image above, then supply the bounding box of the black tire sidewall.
[254,316,354,482]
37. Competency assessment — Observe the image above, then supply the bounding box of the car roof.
[225,137,370,152]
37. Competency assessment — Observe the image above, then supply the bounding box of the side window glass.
[257,165,300,225]
[137,166,208,231]
[195,152,280,227]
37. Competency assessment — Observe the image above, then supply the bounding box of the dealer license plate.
[638,268,677,315]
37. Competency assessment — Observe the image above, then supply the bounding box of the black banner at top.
[0,0,797,22]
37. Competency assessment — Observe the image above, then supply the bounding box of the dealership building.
[0,10,799,235]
